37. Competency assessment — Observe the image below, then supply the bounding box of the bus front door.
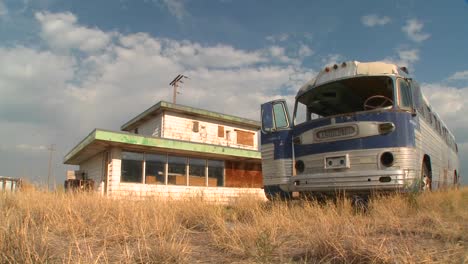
[260,100,294,199]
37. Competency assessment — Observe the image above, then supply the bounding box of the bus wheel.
[421,162,432,191]
[264,185,292,201]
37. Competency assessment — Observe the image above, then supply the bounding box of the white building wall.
[104,147,265,202]
[79,152,104,191]
[107,147,122,196]
[113,184,266,203]
[161,112,258,150]
[136,115,162,137]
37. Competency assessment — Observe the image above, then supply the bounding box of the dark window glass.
[398,79,413,110]
[121,152,143,183]
[168,156,186,185]
[189,158,206,186]
[145,153,166,184]
[208,160,224,187]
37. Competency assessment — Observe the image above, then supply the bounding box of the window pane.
[208,160,224,187]
[121,151,143,183]
[189,158,206,186]
[273,103,288,128]
[261,104,274,132]
[398,79,412,109]
[295,101,308,125]
[145,153,166,184]
[168,156,186,185]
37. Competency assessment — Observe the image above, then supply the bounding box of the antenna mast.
[169,74,189,104]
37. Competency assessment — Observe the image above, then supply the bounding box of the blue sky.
[0,0,467,186]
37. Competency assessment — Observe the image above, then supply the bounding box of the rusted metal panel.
[225,161,262,188]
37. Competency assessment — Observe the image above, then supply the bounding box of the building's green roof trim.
[64,129,261,165]
[63,129,97,163]
[121,101,260,131]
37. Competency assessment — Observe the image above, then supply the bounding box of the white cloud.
[158,0,186,21]
[402,19,430,43]
[397,48,419,66]
[1,11,321,182]
[160,39,267,68]
[448,70,468,81]
[422,82,468,144]
[383,48,419,69]
[298,44,314,57]
[266,33,289,42]
[361,14,391,27]
[35,11,111,52]
[267,46,299,64]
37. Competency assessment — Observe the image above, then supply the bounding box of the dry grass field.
[1,188,467,263]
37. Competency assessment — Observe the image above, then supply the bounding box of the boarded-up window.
[235,130,254,146]
[218,126,224,137]
[225,161,262,188]
[192,121,199,132]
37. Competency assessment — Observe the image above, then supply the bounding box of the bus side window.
[412,82,427,118]
[398,79,413,110]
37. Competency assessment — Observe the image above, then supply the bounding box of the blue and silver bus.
[261,61,460,200]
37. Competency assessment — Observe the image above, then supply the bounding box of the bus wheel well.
[422,155,432,178]
[421,155,432,191]
[454,170,459,188]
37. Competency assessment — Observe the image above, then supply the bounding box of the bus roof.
[297,61,410,98]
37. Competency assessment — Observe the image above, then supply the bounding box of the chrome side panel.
[416,118,459,188]
[292,147,419,192]
[261,143,292,186]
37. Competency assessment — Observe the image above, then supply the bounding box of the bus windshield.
[297,76,394,118]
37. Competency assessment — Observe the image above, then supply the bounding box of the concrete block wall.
[107,147,122,195]
[111,183,267,203]
[137,115,162,136]
[80,152,104,191]
[161,112,258,150]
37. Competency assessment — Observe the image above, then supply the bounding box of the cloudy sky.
[1,0,467,186]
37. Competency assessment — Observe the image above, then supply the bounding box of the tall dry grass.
[0,188,466,263]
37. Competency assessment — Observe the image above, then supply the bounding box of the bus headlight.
[378,122,395,134]
[380,152,394,167]
[295,160,305,173]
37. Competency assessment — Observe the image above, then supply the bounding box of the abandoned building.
[64,101,264,201]
[0,176,22,192]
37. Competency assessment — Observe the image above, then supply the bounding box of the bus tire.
[264,185,292,201]
[421,162,432,191]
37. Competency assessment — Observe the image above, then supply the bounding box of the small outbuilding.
[64,101,265,201]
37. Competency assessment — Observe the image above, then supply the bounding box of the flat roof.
[64,129,261,165]
[121,101,261,131]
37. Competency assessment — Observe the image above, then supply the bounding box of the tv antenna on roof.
[169,74,189,104]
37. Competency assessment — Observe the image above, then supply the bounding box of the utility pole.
[47,144,55,191]
[169,74,189,104]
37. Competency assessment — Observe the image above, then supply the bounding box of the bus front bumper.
[291,169,417,194]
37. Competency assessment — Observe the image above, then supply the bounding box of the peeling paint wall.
[103,146,264,201]
[161,112,258,150]
[137,115,162,137]
[107,148,122,195]
[79,152,104,191]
